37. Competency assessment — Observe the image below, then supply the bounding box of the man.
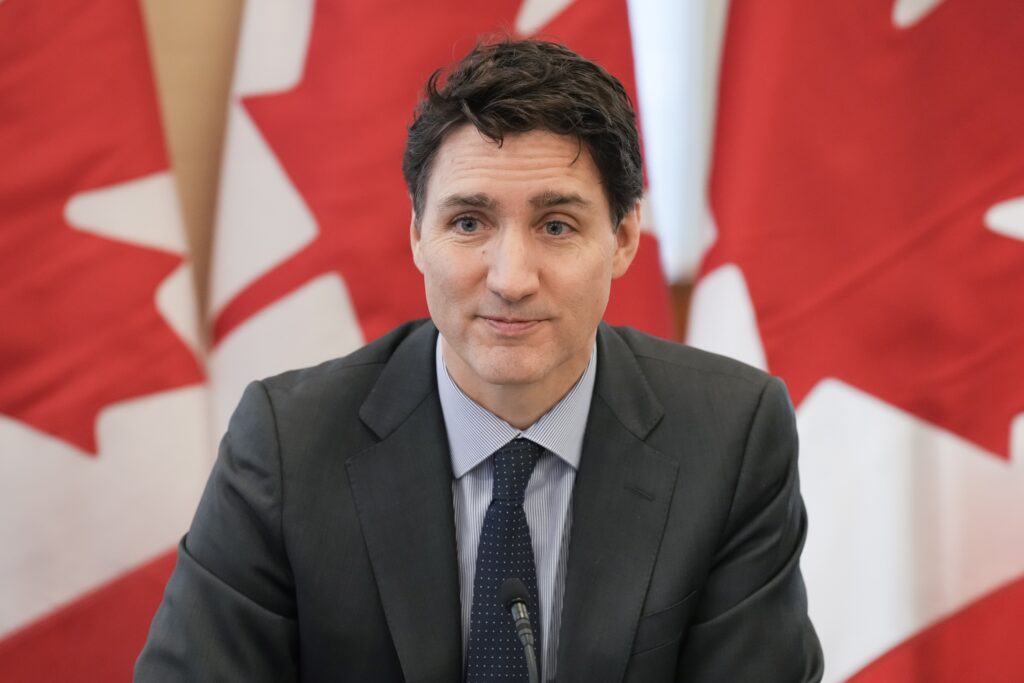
[136,40,822,681]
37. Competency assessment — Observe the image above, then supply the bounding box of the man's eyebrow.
[437,193,496,210]
[529,191,592,209]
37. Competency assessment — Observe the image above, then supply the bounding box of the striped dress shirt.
[435,336,596,682]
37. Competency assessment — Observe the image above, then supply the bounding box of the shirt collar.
[436,334,597,478]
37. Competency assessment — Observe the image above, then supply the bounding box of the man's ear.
[410,210,424,273]
[611,199,642,279]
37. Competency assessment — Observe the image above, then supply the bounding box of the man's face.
[411,125,640,405]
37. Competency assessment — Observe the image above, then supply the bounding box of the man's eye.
[544,221,570,236]
[454,217,479,233]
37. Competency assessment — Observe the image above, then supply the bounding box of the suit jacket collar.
[555,324,679,682]
[592,322,664,440]
[358,320,440,440]
[347,321,463,682]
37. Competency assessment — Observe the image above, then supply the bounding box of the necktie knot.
[492,438,541,502]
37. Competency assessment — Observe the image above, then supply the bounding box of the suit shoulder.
[610,325,774,392]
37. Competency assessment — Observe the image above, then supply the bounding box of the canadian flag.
[0,0,209,679]
[689,0,1024,680]
[208,0,673,435]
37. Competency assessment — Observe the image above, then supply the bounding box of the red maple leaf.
[0,0,204,455]
[213,0,671,346]
[706,0,1024,458]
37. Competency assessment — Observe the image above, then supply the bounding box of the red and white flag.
[208,0,673,431]
[689,0,1024,680]
[0,0,210,679]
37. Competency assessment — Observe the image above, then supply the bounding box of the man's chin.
[474,365,544,388]
[466,352,550,388]
[444,340,557,391]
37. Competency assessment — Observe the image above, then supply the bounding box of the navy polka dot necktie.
[466,438,542,682]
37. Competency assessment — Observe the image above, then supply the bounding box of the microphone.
[500,578,540,683]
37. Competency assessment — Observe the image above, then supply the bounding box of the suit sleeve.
[134,381,299,682]
[675,376,824,682]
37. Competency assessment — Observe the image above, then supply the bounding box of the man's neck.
[441,338,594,430]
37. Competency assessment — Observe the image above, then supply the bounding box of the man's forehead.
[423,126,604,209]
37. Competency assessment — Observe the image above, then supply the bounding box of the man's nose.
[486,228,540,303]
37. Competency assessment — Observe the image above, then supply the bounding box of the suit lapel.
[556,325,679,683]
[346,322,462,683]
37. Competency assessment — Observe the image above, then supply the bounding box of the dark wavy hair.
[403,39,643,228]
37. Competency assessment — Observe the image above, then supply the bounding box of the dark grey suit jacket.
[135,320,823,681]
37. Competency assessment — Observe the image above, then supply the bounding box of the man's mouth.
[480,316,543,335]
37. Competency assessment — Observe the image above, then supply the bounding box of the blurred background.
[1,0,1022,680]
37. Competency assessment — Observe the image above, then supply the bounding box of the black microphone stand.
[501,578,540,683]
